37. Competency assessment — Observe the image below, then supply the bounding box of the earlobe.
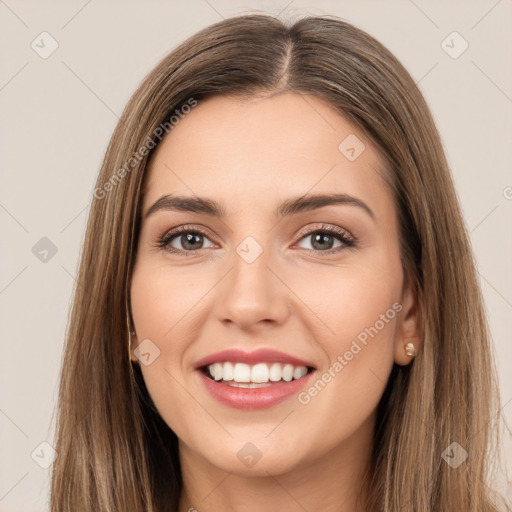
[128,328,140,364]
[126,306,140,364]
[395,338,419,366]
[394,283,422,366]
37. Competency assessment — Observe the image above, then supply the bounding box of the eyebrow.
[144,193,375,221]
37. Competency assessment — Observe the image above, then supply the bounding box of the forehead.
[142,93,391,216]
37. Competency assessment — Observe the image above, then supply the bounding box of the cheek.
[289,259,402,354]
[130,260,208,345]
[289,258,401,420]
[129,260,215,435]
[290,286,398,457]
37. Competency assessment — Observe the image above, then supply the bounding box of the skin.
[130,93,421,512]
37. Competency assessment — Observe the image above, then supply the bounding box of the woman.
[50,14,506,512]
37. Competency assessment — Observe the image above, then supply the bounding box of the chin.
[184,433,313,477]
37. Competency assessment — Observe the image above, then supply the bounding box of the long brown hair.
[50,14,505,511]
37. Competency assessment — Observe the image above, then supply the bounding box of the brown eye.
[295,225,356,253]
[298,231,342,251]
[175,232,205,251]
[157,227,216,254]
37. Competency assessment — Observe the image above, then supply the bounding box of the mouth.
[194,349,317,409]
[200,361,315,388]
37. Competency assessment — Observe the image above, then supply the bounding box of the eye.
[156,226,216,254]
[295,224,356,253]
[155,223,357,256]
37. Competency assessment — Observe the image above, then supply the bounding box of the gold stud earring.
[405,342,417,357]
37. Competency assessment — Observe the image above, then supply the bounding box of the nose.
[216,244,291,331]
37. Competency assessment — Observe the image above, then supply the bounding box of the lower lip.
[197,370,315,409]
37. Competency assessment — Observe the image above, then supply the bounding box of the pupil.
[312,233,333,250]
[182,233,202,250]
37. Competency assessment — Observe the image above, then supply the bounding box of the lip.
[196,368,316,410]
[193,348,316,370]
[193,348,316,410]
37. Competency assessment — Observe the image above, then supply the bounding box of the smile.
[204,362,310,387]
[194,349,316,409]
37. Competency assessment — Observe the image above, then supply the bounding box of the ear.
[394,282,421,366]
[129,325,140,364]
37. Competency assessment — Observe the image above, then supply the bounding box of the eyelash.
[155,224,357,256]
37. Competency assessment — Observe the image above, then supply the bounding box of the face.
[130,93,418,476]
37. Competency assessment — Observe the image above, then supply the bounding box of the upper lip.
[194,348,316,370]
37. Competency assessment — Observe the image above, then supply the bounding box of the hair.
[49,13,506,512]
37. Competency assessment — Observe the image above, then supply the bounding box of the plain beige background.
[1,0,511,510]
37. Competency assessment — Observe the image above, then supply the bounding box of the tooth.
[233,363,251,382]
[293,366,307,380]
[251,363,269,383]
[208,361,310,384]
[227,381,270,388]
[269,363,282,381]
[282,364,294,382]
[213,363,223,381]
[223,362,234,381]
